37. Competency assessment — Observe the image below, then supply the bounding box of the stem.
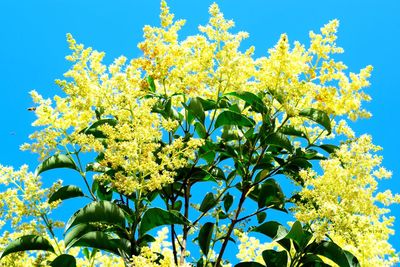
[190,178,234,227]
[171,224,178,266]
[179,182,191,265]
[236,205,270,223]
[166,196,179,266]
[62,143,97,201]
[41,214,63,255]
[215,190,247,267]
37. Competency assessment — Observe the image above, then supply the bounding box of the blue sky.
[0,0,399,260]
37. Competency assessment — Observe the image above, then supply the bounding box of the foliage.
[1,1,399,267]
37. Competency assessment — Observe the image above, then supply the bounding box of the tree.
[0,1,399,266]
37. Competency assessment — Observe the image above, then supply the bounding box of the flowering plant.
[0,2,399,267]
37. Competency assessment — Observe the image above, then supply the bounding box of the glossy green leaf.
[67,231,130,256]
[262,132,293,152]
[137,234,156,247]
[256,212,267,224]
[285,221,311,248]
[147,76,156,92]
[235,262,265,267]
[92,180,113,201]
[194,121,207,138]
[189,168,216,183]
[197,98,217,111]
[226,91,267,114]
[196,257,204,267]
[214,110,254,129]
[257,179,285,209]
[188,97,205,124]
[65,201,125,232]
[344,250,361,267]
[139,208,189,236]
[309,241,360,267]
[298,254,329,266]
[64,223,98,248]
[218,210,228,219]
[279,125,307,139]
[317,144,339,154]
[198,222,214,256]
[252,221,291,251]
[35,154,77,176]
[0,235,55,259]
[50,254,76,267]
[83,119,117,138]
[223,193,234,212]
[199,192,217,212]
[299,108,331,134]
[48,185,84,204]
[172,200,183,211]
[82,248,90,259]
[262,250,288,267]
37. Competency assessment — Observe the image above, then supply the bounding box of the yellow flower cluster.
[133,1,372,141]
[0,165,125,266]
[294,135,399,266]
[22,23,203,194]
[15,1,396,265]
[131,227,183,267]
[22,0,374,187]
[234,229,279,264]
[0,165,61,265]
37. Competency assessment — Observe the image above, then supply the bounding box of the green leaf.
[189,168,216,183]
[172,200,183,211]
[317,144,339,154]
[0,235,55,259]
[83,119,117,138]
[226,91,267,114]
[67,231,130,256]
[285,221,310,248]
[235,262,265,267]
[199,192,217,212]
[64,223,98,248]
[198,222,214,256]
[299,108,331,134]
[147,76,156,92]
[137,234,156,247]
[35,154,78,176]
[48,185,84,204]
[262,132,293,152]
[188,97,205,124]
[82,248,90,259]
[223,193,234,212]
[50,254,76,267]
[262,250,288,267]
[344,250,361,267]
[92,180,113,201]
[215,110,254,129]
[256,212,267,224]
[298,254,329,266]
[252,221,291,251]
[65,201,126,233]
[218,210,228,219]
[197,98,217,111]
[196,257,204,267]
[309,241,360,267]
[279,125,307,139]
[139,208,189,236]
[194,121,207,138]
[257,179,285,209]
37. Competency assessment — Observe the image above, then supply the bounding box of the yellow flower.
[294,135,398,266]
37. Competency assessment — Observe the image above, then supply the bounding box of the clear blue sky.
[0,0,399,258]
